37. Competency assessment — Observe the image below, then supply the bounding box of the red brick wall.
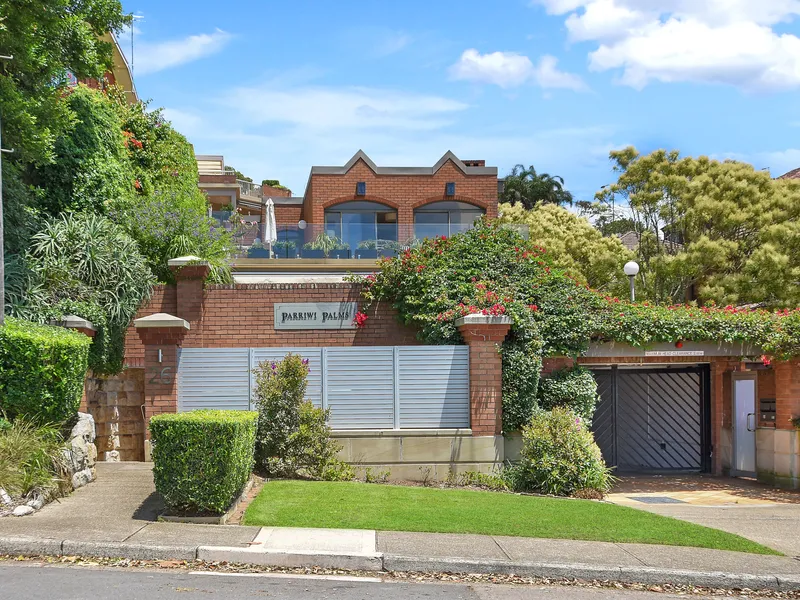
[124,286,177,368]
[274,204,303,225]
[306,158,498,226]
[263,185,292,197]
[458,321,510,436]
[125,283,417,365]
[758,368,776,427]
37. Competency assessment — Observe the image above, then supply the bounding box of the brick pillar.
[710,359,726,475]
[775,360,800,430]
[167,255,210,325]
[134,313,189,460]
[456,314,512,436]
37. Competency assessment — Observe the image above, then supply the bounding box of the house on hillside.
[196,150,499,266]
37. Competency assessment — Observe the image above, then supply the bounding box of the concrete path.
[607,475,800,557]
[2,464,800,589]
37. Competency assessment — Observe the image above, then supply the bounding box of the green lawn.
[243,481,779,555]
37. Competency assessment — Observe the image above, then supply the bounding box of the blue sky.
[119,0,800,200]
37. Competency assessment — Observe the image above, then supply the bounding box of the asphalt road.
[0,563,720,600]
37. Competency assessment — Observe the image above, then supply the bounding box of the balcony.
[226,223,526,261]
[198,164,262,202]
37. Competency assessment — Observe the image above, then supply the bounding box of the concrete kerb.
[1,536,799,590]
[383,555,798,591]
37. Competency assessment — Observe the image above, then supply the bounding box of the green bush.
[150,410,257,514]
[0,419,70,498]
[510,407,613,497]
[253,354,353,480]
[0,318,91,424]
[538,366,601,423]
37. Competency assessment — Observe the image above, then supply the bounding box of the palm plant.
[501,164,573,209]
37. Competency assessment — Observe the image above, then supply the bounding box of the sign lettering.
[274,302,357,330]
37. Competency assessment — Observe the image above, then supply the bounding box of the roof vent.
[445,182,456,197]
[356,181,366,196]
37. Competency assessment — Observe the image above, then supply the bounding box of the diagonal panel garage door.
[591,367,710,472]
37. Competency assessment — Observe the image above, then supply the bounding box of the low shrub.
[537,366,601,423]
[0,318,91,424]
[253,354,352,480]
[150,410,257,514]
[510,407,613,497]
[454,470,510,492]
[0,419,70,499]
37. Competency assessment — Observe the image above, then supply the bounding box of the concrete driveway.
[607,474,800,557]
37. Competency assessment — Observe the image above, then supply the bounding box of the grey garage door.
[591,367,711,472]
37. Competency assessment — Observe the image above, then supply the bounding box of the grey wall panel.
[177,348,250,412]
[397,346,469,428]
[325,347,395,429]
[251,348,323,408]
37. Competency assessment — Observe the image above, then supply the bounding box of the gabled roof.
[310,150,498,176]
[778,167,800,180]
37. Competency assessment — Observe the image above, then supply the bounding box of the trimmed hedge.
[150,410,257,514]
[0,317,91,424]
[537,366,601,423]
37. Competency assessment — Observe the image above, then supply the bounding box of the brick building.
[197,150,498,263]
[71,149,800,488]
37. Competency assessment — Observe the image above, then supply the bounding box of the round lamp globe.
[623,261,640,277]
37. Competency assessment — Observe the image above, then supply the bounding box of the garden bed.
[242,480,779,555]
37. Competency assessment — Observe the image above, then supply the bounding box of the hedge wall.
[150,410,257,514]
[0,317,91,424]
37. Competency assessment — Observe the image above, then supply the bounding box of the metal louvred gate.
[590,366,711,472]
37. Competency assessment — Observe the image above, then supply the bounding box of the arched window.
[324,201,398,256]
[414,201,485,240]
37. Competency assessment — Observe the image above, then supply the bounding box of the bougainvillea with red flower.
[351,219,800,431]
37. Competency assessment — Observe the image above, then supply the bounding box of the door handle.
[747,413,756,432]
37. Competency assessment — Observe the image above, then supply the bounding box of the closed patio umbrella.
[264,198,278,258]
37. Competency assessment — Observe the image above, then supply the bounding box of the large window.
[324,201,398,255]
[414,201,484,240]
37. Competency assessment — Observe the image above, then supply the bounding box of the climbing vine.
[353,220,800,431]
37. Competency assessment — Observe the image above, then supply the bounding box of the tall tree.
[0,0,129,252]
[501,164,573,209]
[597,147,800,307]
[498,202,633,293]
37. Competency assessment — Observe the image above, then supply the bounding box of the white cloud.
[127,28,232,75]
[375,31,413,56]
[218,84,468,131]
[533,55,588,90]
[167,82,616,198]
[531,0,800,91]
[449,49,586,90]
[449,49,535,88]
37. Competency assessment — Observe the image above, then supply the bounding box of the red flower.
[528,304,538,312]
[761,355,772,366]
[352,312,369,328]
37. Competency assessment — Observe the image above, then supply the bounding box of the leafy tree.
[33,85,135,216]
[0,0,129,254]
[262,179,287,189]
[500,164,573,209]
[10,213,154,374]
[227,167,251,182]
[597,147,800,307]
[498,202,633,292]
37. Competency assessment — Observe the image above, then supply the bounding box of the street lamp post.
[624,261,640,302]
